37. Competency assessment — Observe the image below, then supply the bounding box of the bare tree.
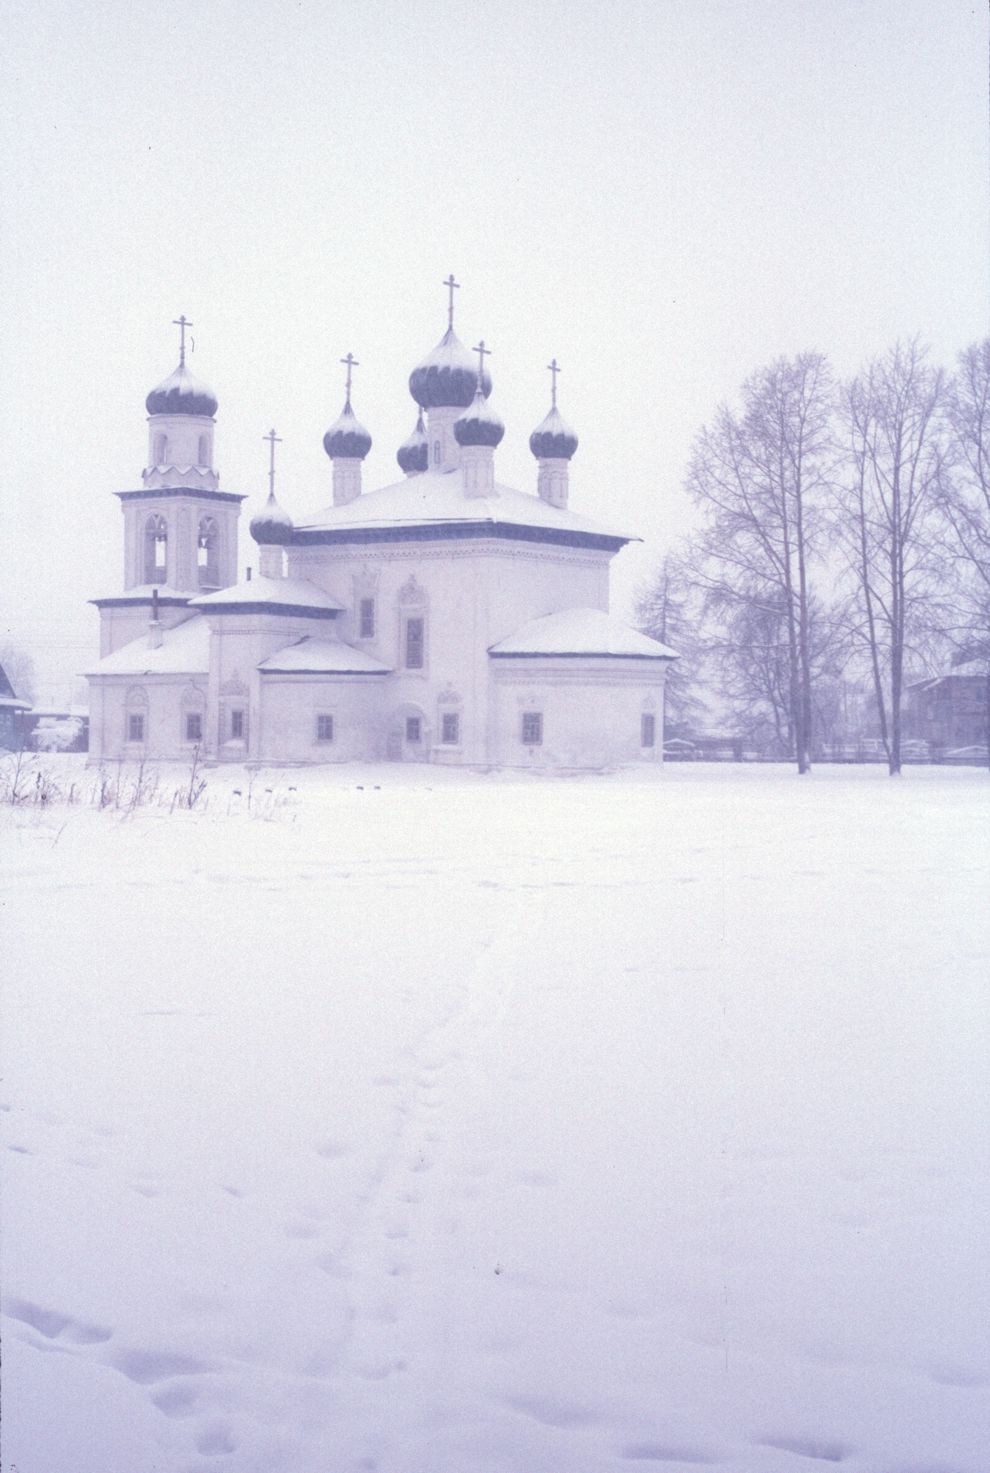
[635,553,704,737]
[836,340,947,774]
[682,353,834,771]
[938,338,990,761]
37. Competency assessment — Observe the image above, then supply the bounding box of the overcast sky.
[1,0,987,700]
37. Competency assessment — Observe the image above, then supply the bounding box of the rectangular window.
[440,712,459,744]
[128,713,145,743]
[358,597,376,639]
[641,713,656,748]
[406,716,422,743]
[521,711,543,746]
[185,712,203,743]
[230,709,245,740]
[316,713,334,743]
[405,616,425,670]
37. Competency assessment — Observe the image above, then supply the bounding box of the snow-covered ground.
[2,759,988,1473]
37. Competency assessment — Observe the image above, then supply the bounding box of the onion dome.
[454,387,505,449]
[409,327,492,409]
[323,399,372,460]
[397,409,429,474]
[529,404,578,460]
[249,491,294,545]
[146,361,218,417]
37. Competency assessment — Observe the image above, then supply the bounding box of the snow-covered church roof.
[489,608,678,660]
[257,636,391,675]
[86,615,210,676]
[295,468,631,545]
[190,575,344,617]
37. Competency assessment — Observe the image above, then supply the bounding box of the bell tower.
[93,321,245,656]
[118,319,243,596]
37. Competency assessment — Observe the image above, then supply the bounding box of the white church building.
[86,291,676,769]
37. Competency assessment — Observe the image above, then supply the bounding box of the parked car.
[663,738,697,760]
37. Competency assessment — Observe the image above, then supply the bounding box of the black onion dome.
[529,405,578,460]
[249,492,294,545]
[323,400,372,460]
[146,361,218,417]
[409,327,492,408]
[454,389,505,449]
[397,410,429,474]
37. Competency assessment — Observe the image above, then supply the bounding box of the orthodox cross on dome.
[547,357,561,409]
[263,427,282,501]
[340,352,359,405]
[173,315,193,366]
[473,339,491,384]
[443,273,460,329]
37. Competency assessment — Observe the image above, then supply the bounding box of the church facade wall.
[204,612,343,762]
[287,537,614,766]
[88,674,209,762]
[257,676,388,763]
[489,658,666,770]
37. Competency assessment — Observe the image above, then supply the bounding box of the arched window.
[197,434,209,466]
[125,686,148,745]
[433,440,441,465]
[153,433,168,464]
[197,517,219,589]
[144,515,167,583]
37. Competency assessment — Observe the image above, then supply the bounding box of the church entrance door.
[388,706,429,762]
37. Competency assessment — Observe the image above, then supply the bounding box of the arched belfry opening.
[197,516,219,589]
[144,514,167,583]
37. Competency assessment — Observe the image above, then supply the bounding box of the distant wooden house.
[904,662,988,750]
[0,663,32,750]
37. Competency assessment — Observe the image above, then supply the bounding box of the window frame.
[229,708,245,741]
[405,715,422,744]
[185,711,203,743]
[521,711,543,746]
[440,711,460,745]
[404,615,425,671]
[315,713,334,744]
[358,597,376,640]
[641,712,656,748]
[127,712,145,743]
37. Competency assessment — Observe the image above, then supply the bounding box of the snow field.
[2,761,989,1472]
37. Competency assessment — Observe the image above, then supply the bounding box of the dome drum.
[529,406,578,461]
[250,495,294,546]
[454,396,505,449]
[146,362,219,419]
[323,404,372,461]
[409,328,492,409]
[397,412,429,474]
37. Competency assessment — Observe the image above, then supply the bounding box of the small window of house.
[440,712,459,744]
[405,616,425,670]
[641,713,656,748]
[128,712,145,743]
[230,709,245,740]
[198,434,209,466]
[316,713,334,743]
[185,712,203,743]
[153,434,167,464]
[406,716,422,743]
[358,598,376,639]
[521,711,543,746]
